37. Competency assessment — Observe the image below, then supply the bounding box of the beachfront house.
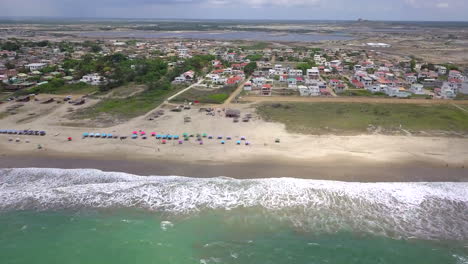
[307,67,320,80]
[410,83,425,95]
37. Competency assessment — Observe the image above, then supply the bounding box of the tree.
[410,59,416,72]
[1,41,20,51]
[5,61,15,69]
[244,62,257,76]
[296,62,312,75]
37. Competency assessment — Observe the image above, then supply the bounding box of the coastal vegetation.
[172,85,237,104]
[257,102,468,135]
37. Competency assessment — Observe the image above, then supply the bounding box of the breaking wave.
[0,168,467,241]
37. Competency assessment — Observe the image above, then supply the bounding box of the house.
[335,83,346,93]
[261,84,272,96]
[410,84,425,95]
[80,73,106,85]
[352,79,364,89]
[406,74,418,84]
[329,79,341,87]
[243,82,252,91]
[227,76,243,85]
[307,67,320,80]
[438,66,447,75]
[287,78,297,86]
[25,63,47,71]
[288,69,303,77]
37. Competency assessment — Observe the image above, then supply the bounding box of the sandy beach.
[1,98,468,182]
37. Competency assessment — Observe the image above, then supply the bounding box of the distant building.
[25,63,47,71]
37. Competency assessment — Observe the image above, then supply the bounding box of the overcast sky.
[1,0,467,21]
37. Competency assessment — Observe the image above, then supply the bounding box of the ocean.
[0,168,467,264]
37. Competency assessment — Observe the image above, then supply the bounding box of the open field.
[256,102,468,135]
[171,85,237,104]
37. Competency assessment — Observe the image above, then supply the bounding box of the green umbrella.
[183,133,189,137]
[202,133,207,137]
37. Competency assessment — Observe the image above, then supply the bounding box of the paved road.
[239,96,468,105]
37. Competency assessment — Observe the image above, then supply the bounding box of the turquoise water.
[0,168,467,264]
[0,209,466,264]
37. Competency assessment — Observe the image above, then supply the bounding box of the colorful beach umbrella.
[221,140,225,144]
[132,131,138,134]
[236,141,241,145]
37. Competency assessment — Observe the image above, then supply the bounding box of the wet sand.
[1,154,467,182]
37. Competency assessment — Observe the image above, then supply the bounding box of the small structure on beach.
[225,109,241,118]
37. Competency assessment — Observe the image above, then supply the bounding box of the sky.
[1,0,467,21]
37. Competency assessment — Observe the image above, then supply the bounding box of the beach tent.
[236,141,241,145]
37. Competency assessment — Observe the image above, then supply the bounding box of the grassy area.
[455,93,468,100]
[172,85,236,104]
[15,82,98,96]
[256,102,468,135]
[341,90,388,97]
[240,42,269,50]
[74,87,174,120]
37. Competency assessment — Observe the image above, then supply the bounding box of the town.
[1,37,467,108]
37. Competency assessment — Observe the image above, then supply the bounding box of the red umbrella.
[67,137,72,141]
[151,132,156,136]
[162,140,167,144]
[132,131,138,134]
[140,131,146,135]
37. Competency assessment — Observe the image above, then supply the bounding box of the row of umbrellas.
[82,133,118,138]
[131,131,247,141]
[1,129,46,136]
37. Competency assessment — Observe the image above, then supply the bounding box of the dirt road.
[239,96,468,105]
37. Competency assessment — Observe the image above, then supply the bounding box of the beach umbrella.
[174,135,180,139]
[89,133,95,137]
[221,140,225,144]
[182,133,188,137]
[162,135,167,139]
[107,134,113,138]
[199,141,203,145]
[208,136,213,139]
[95,133,101,138]
[241,136,246,140]
[226,136,232,140]
[83,133,89,137]
[140,131,146,135]
[142,136,147,139]
[236,140,241,145]
[245,141,250,146]
[156,134,161,139]
[184,137,189,141]
[178,140,183,144]
[132,134,138,139]
[151,132,156,136]
[68,137,72,141]
[167,135,173,140]
[132,131,138,134]
[101,133,107,138]
[202,133,207,137]
[15,138,20,142]
[162,140,167,144]
[40,131,46,136]
[217,136,223,139]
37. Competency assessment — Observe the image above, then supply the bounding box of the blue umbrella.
[95,133,101,138]
[132,134,138,139]
[221,140,225,144]
[156,134,161,139]
[236,140,241,145]
[89,133,95,137]
[174,135,180,139]
[83,133,89,137]
[101,133,107,138]
[107,134,113,138]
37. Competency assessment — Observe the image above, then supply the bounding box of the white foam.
[1,168,468,241]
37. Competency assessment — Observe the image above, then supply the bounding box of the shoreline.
[1,153,467,182]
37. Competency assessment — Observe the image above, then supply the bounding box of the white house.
[25,63,47,71]
[410,83,425,95]
[307,67,320,80]
[80,73,106,85]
